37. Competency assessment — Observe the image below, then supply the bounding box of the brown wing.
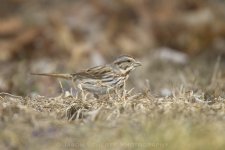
[72,65,113,79]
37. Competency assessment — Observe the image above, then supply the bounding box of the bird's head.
[112,55,141,74]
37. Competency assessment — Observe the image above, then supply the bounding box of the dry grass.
[1,1,225,149]
[1,55,225,150]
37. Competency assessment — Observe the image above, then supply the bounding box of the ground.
[1,53,225,150]
[1,0,225,149]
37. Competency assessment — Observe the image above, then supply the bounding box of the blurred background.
[0,0,225,96]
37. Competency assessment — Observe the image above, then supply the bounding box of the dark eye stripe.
[118,63,130,69]
[117,60,131,64]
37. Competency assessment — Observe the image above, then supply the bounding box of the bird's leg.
[106,88,112,100]
[71,80,78,99]
[77,84,85,100]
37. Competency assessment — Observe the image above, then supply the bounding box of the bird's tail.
[30,73,73,80]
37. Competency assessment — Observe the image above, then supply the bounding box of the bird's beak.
[134,61,142,67]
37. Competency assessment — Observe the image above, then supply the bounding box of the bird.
[31,55,141,97]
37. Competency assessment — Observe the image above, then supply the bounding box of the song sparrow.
[31,55,141,97]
